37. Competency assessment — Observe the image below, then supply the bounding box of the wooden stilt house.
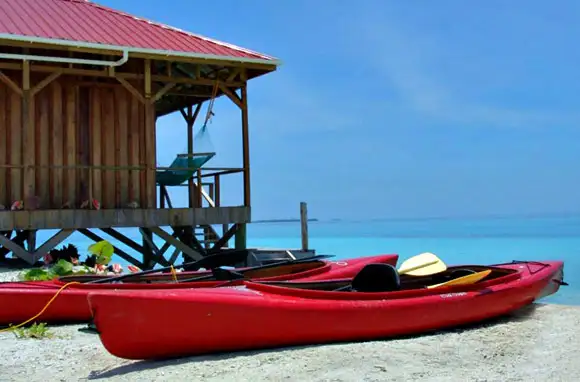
[0,0,280,268]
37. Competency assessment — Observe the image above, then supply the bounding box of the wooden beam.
[78,228,143,268]
[209,224,239,252]
[149,226,203,261]
[167,247,181,264]
[0,71,23,96]
[32,229,74,262]
[100,227,144,254]
[31,70,62,97]
[158,230,180,257]
[150,82,176,104]
[218,83,243,109]
[187,103,202,209]
[0,234,33,264]
[227,68,241,82]
[115,76,146,104]
[26,230,36,252]
[241,84,251,207]
[144,59,152,98]
[0,62,253,87]
[0,207,251,230]
[300,202,309,251]
[151,74,242,87]
[179,108,188,122]
[139,228,171,267]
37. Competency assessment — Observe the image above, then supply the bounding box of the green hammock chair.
[155,152,216,187]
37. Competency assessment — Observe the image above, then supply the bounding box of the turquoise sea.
[35,215,580,306]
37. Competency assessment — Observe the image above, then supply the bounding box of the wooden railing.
[158,167,245,249]
[158,167,244,209]
[0,163,246,213]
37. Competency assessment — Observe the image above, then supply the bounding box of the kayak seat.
[351,263,401,292]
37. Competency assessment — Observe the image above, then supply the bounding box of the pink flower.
[111,263,123,274]
[43,254,53,265]
[127,265,141,273]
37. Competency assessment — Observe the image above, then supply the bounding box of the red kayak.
[0,254,398,326]
[88,260,566,360]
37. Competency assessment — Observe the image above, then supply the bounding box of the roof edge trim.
[0,33,283,67]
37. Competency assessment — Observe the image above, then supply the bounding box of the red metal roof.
[0,0,278,64]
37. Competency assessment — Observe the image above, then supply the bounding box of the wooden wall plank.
[38,88,49,208]
[0,85,6,207]
[91,88,102,204]
[3,85,11,207]
[22,63,36,207]
[10,90,21,204]
[137,98,146,208]
[147,105,157,208]
[144,105,154,208]
[129,96,140,204]
[117,87,129,207]
[77,87,90,204]
[114,88,121,207]
[65,85,76,207]
[104,88,116,208]
[51,81,63,208]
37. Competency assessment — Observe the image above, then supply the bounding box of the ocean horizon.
[29,214,580,306]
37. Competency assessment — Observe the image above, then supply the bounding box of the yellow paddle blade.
[397,252,447,276]
[427,269,492,289]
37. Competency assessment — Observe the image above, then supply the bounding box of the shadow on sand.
[87,302,544,380]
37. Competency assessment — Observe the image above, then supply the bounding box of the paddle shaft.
[87,254,334,284]
[177,254,335,283]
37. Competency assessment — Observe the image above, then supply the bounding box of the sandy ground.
[0,269,578,382]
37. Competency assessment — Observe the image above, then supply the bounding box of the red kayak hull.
[88,260,565,360]
[0,254,398,325]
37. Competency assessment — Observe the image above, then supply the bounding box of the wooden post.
[186,105,194,208]
[141,228,154,269]
[235,223,247,250]
[22,60,34,208]
[235,83,250,250]
[143,59,155,209]
[240,84,250,208]
[300,202,309,251]
[183,103,202,261]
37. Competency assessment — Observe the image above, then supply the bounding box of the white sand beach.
[1,268,578,382]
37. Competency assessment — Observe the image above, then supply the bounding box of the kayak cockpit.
[56,260,328,284]
[250,264,520,293]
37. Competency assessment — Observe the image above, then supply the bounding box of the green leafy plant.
[88,240,114,265]
[12,322,54,339]
[19,240,119,281]
[50,258,74,276]
[21,268,52,281]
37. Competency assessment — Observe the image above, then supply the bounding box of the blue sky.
[102,0,580,220]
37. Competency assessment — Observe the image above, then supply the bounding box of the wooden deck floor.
[0,206,250,230]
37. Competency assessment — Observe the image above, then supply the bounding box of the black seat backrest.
[351,263,401,293]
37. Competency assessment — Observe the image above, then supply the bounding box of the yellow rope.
[0,281,81,333]
[170,265,178,282]
[201,81,219,129]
